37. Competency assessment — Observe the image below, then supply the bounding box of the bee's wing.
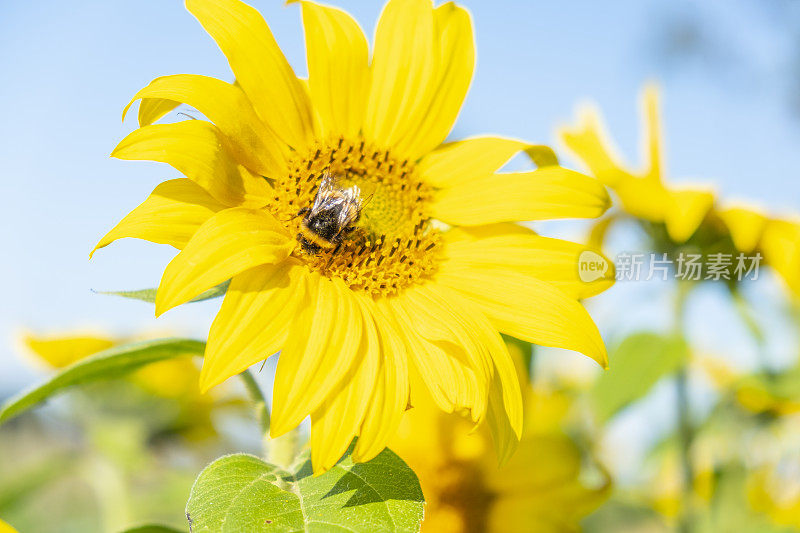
[312,170,337,210]
[337,184,363,228]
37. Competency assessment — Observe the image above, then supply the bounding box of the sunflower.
[561,84,800,297]
[0,519,17,533]
[759,217,800,298]
[645,442,716,525]
[748,467,800,530]
[94,0,612,472]
[390,345,610,533]
[560,84,715,246]
[745,415,800,530]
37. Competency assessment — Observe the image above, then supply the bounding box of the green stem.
[792,302,800,362]
[239,369,299,467]
[676,367,695,533]
[731,290,772,376]
[268,428,299,468]
[239,369,270,439]
[673,282,694,533]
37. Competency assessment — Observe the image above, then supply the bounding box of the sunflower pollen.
[267,137,441,297]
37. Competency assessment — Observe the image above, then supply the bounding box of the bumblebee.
[296,171,364,256]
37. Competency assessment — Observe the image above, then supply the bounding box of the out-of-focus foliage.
[0,334,251,532]
[1,338,207,427]
[591,333,689,422]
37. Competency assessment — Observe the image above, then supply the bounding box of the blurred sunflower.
[744,411,800,530]
[645,442,716,524]
[560,84,714,247]
[698,353,800,417]
[746,398,800,529]
[22,332,219,440]
[390,361,610,533]
[759,217,800,298]
[697,360,800,530]
[0,519,17,533]
[748,467,800,530]
[93,0,613,472]
[560,84,800,298]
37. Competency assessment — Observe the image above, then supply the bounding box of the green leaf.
[591,332,689,422]
[96,280,230,304]
[186,448,424,533]
[118,526,185,533]
[0,338,205,426]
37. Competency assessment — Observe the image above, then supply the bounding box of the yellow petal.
[401,2,474,159]
[91,179,224,258]
[486,356,522,465]
[310,294,380,473]
[664,188,715,244]
[717,206,768,253]
[186,0,315,149]
[379,292,485,417]
[112,121,272,208]
[24,334,116,369]
[155,207,293,316]
[559,105,633,188]
[200,259,308,392]
[270,277,363,436]
[300,0,369,139]
[364,0,435,155]
[403,284,493,421]
[642,82,664,182]
[0,519,19,533]
[437,267,608,368]
[587,214,619,252]
[137,98,180,126]
[761,219,800,296]
[425,283,523,462]
[352,297,409,463]
[443,224,614,299]
[418,136,534,188]
[433,167,610,225]
[123,74,287,177]
[613,173,669,221]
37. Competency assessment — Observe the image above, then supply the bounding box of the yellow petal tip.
[198,379,214,395]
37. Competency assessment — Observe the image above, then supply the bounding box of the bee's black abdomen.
[297,233,322,255]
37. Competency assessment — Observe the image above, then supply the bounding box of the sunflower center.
[267,136,440,296]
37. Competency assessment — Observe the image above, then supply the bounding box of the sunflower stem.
[239,369,270,441]
[268,428,299,469]
[673,281,695,533]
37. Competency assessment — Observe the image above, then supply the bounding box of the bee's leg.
[285,207,309,223]
[326,241,343,268]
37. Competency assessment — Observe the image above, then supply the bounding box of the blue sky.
[1,0,799,411]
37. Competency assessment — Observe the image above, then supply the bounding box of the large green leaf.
[0,338,205,426]
[591,332,689,422]
[97,280,230,304]
[186,449,424,533]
